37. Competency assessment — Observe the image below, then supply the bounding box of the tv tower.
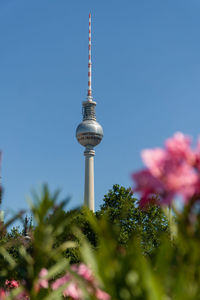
[76,13,103,211]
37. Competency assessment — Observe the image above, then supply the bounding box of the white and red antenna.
[87,13,92,100]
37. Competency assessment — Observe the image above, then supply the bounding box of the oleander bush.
[1,132,200,299]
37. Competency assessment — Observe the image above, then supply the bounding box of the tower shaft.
[84,148,95,211]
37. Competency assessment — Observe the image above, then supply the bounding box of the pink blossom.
[34,268,49,292]
[15,291,30,300]
[165,132,194,163]
[132,170,164,194]
[63,282,82,299]
[52,274,82,299]
[0,289,6,300]
[132,169,174,206]
[141,148,167,177]
[38,268,48,288]
[132,132,200,206]
[96,288,111,300]
[52,264,110,300]
[51,274,70,290]
[39,268,48,278]
[194,136,200,171]
[164,163,197,196]
[5,280,19,289]
[71,263,94,282]
[1,282,30,300]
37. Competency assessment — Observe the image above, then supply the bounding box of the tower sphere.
[76,119,103,147]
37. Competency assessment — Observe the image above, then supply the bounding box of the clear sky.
[1,0,200,217]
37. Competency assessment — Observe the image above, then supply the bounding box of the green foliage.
[78,204,200,300]
[2,184,200,299]
[52,207,97,264]
[97,184,169,254]
[52,184,169,263]
[0,184,169,279]
[78,214,162,300]
[0,185,77,299]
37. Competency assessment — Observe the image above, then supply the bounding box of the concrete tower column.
[84,147,95,211]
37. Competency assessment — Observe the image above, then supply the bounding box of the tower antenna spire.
[87,13,92,100]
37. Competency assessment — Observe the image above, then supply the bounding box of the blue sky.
[1,0,200,218]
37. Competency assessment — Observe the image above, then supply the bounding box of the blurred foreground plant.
[0,186,109,300]
[1,132,200,299]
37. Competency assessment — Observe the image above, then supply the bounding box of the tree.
[97,184,169,254]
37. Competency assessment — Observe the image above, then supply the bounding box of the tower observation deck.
[76,13,103,211]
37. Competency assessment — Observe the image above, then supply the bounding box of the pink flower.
[96,288,111,300]
[34,268,49,292]
[4,280,30,299]
[165,163,197,195]
[15,291,30,300]
[141,148,167,177]
[63,282,82,299]
[132,132,200,206]
[132,169,174,206]
[5,280,19,289]
[194,137,200,171]
[0,289,6,300]
[165,132,194,163]
[71,264,94,282]
[52,274,82,299]
[38,268,49,289]
[51,274,70,290]
[132,169,164,194]
[51,264,110,300]
[39,268,48,278]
